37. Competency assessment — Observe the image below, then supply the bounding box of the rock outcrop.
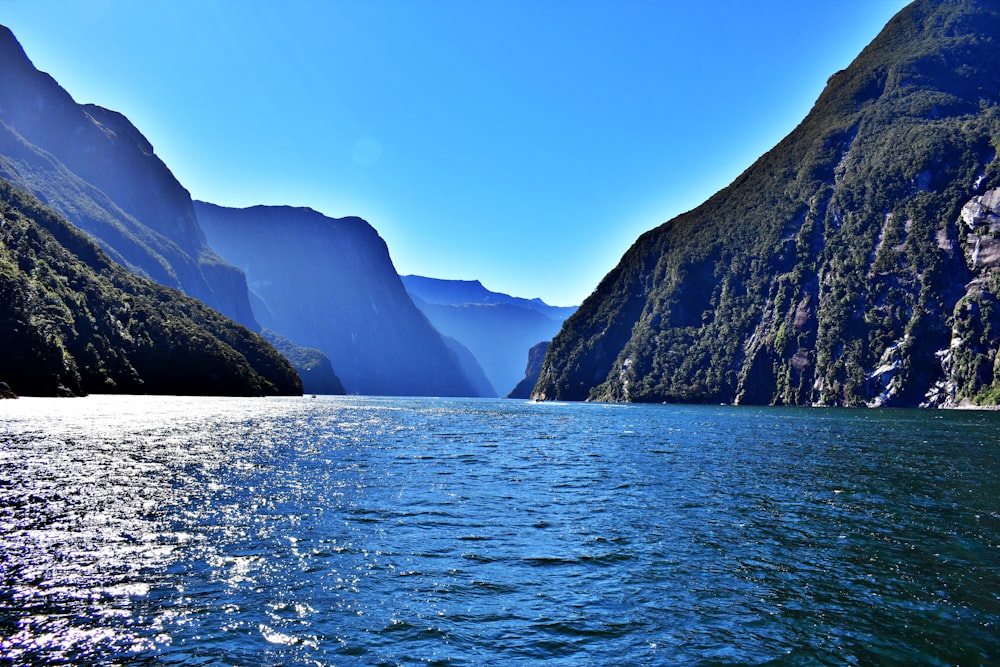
[261,330,346,396]
[508,341,550,399]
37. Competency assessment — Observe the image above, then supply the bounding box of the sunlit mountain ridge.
[535,0,1000,407]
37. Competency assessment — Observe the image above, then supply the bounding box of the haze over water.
[1,395,998,665]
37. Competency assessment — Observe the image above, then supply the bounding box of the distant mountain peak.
[401,274,577,396]
[400,274,571,312]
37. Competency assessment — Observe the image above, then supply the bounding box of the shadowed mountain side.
[261,329,345,395]
[0,180,300,396]
[508,341,550,399]
[534,0,1000,408]
[0,26,256,328]
[195,201,484,397]
[408,294,568,397]
[441,336,496,398]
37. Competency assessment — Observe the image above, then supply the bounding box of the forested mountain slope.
[0,25,350,394]
[0,180,301,396]
[0,25,256,328]
[535,0,1000,407]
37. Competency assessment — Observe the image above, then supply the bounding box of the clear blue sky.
[2,0,909,306]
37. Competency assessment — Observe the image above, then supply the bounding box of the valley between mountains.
[5,0,1000,407]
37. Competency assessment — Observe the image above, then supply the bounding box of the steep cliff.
[535,0,1000,407]
[508,341,550,399]
[403,276,574,396]
[0,180,301,396]
[195,202,483,397]
[0,25,256,328]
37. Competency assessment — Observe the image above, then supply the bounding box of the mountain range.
[533,0,1000,408]
[7,0,1000,408]
[195,202,483,397]
[402,275,576,396]
[0,24,546,398]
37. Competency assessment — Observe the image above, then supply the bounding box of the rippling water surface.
[1,395,998,665]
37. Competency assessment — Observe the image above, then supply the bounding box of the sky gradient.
[2,0,909,306]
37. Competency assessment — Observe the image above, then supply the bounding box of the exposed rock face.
[195,202,483,397]
[0,25,256,328]
[535,0,1000,407]
[403,275,576,396]
[0,180,301,396]
[508,341,550,399]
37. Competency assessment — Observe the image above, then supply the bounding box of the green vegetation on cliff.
[535,0,1000,407]
[261,329,346,395]
[0,180,302,396]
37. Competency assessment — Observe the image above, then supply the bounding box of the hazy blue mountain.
[402,276,576,396]
[401,275,577,320]
[195,202,484,397]
[0,25,347,393]
[441,335,496,398]
[507,341,550,399]
[535,0,1000,408]
[0,179,301,396]
[0,25,257,329]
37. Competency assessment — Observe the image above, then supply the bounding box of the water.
[1,396,998,666]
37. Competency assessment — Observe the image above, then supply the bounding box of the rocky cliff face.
[535,0,1000,408]
[195,202,484,397]
[0,25,256,328]
[0,180,300,396]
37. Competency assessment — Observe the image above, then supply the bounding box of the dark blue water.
[1,396,998,666]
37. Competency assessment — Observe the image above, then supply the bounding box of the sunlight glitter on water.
[1,395,999,665]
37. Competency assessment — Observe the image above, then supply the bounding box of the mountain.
[440,335,497,398]
[535,0,1000,408]
[195,202,484,397]
[260,330,345,396]
[401,275,577,320]
[0,25,348,394]
[402,275,576,396]
[0,25,256,329]
[0,179,301,396]
[508,341,550,399]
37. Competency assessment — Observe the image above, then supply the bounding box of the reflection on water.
[1,396,998,665]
